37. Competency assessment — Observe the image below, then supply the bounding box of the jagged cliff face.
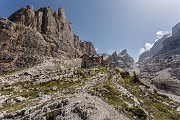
[104,49,138,72]
[139,23,180,96]
[80,41,96,56]
[118,49,135,70]
[138,34,170,62]
[8,5,73,38]
[0,5,96,72]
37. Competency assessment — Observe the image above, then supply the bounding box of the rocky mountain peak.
[0,5,96,72]
[112,51,118,57]
[8,5,36,30]
[58,7,66,23]
[27,5,34,9]
[118,49,134,62]
[119,49,127,55]
[104,50,137,71]
[8,5,72,37]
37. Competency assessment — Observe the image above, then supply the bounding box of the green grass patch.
[126,107,147,120]
[104,117,111,120]
[0,69,23,77]
[0,78,84,113]
[1,102,26,113]
[144,98,180,120]
[1,78,84,99]
[93,80,126,109]
[0,88,14,95]
[119,72,180,120]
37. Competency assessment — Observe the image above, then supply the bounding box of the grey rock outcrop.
[139,23,180,96]
[0,5,96,72]
[15,96,26,102]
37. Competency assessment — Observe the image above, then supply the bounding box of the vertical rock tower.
[0,5,96,72]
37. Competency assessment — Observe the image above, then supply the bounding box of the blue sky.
[1,0,180,60]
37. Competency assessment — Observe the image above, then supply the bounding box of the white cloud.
[108,49,115,54]
[95,48,99,51]
[155,31,170,41]
[139,43,153,54]
[145,43,153,50]
[139,31,170,54]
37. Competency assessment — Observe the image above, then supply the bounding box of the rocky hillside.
[138,22,180,96]
[0,5,96,72]
[0,59,180,120]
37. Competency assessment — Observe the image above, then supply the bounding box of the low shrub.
[120,71,130,79]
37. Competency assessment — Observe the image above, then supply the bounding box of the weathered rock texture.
[139,23,180,96]
[0,5,96,72]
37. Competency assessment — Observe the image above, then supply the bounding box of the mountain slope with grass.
[0,59,179,120]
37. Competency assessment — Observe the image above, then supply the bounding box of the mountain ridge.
[0,5,96,72]
[138,22,180,96]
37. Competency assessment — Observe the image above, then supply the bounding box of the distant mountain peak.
[121,49,127,54]
[138,21,180,96]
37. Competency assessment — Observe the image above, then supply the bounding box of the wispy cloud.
[139,31,170,54]
[95,48,99,51]
[155,31,170,41]
[139,43,153,54]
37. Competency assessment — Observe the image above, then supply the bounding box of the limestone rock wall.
[80,41,96,56]
[0,5,96,72]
